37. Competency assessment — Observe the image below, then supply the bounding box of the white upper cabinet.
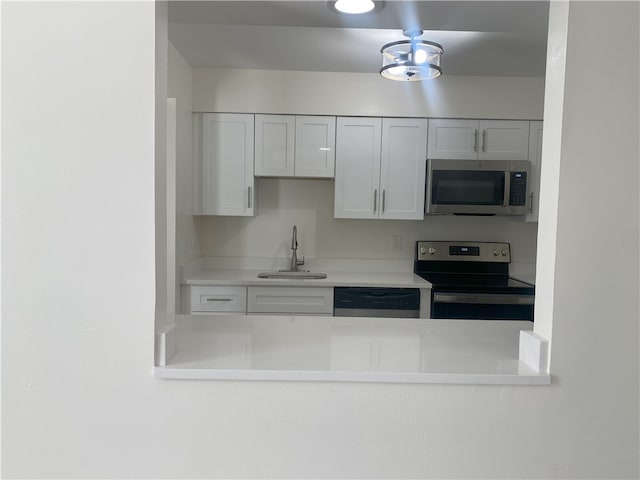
[334,117,382,219]
[254,115,336,178]
[379,118,428,220]
[334,117,427,220]
[197,113,255,216]
[294,116,336,178]
[479,120,530,160]
[428,119,530,161]
[254,114,295,177]
[526,121,543,222]
[426,119,478,160]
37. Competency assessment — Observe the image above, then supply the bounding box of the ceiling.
[168,1,550,78]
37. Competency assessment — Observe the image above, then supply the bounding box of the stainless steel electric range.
[414,241,535,321]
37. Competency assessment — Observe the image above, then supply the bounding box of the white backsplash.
[195,177,538,275]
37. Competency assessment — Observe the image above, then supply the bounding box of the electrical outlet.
[392,234,402,250]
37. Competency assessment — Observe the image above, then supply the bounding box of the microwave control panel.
[509,172,528,206]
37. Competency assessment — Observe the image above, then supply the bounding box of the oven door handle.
[433,292,534,305]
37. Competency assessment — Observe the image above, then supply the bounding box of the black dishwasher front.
[333,287,420,318]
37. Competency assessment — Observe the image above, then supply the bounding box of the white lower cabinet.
[184,285,334,316]
[185,286,247,314]
[247,286,334,315]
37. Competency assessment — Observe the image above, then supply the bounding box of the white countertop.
[182,268,431,289]
[155,315,549,385]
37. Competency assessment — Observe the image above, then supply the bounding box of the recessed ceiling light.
[328,0,381,15]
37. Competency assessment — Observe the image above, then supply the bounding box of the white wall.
[2,2,638,479]
[2,0,156,475]
[154,1,171,329]
[168,42,199,304]
[197,178,538,269]
[537,0,639,368]
[193,68,545,119]
[532,0,570,342]
[190,68,543,269]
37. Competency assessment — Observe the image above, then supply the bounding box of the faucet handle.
[297,256,305,266]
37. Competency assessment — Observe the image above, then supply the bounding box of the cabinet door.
[295,116,336,178]
[427,119,478,159]
[201,113,255,216]
[478,120,530,161]
[254,114,295,177]
[247,287,334,314]
[334,117,382,219]
[379,118,427,220]
[526,121,543,222]
[188,286,247,314]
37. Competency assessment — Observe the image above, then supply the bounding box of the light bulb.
[334,0,375,14]
[414,48,428,65]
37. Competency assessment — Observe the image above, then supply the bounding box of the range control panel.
[416,241,511,263]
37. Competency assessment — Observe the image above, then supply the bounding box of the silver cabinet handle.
[473,129,478,152]
[529,192,534,214]
[206,298,232,302]
[248,186,252,209]
[373,189,378,212]
[482,129,487,152]
[382,190,386,212]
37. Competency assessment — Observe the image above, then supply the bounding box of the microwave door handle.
[503,172,511,206]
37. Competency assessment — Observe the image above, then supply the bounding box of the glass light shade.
[334,0,375,14]
[380,39,443,81]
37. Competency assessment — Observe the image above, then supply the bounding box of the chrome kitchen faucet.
[288,225,305,272]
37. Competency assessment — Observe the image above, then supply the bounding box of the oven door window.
[431,170,505,205]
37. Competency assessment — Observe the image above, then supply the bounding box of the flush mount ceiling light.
[380,29,443,81]
[328,0,381,15]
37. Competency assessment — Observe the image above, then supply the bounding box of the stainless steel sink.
[257,271,327,279]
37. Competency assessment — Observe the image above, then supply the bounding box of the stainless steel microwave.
[425,159,530,216]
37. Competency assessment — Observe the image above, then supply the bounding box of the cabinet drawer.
[189,286,247,313]
[247,287,334,314]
